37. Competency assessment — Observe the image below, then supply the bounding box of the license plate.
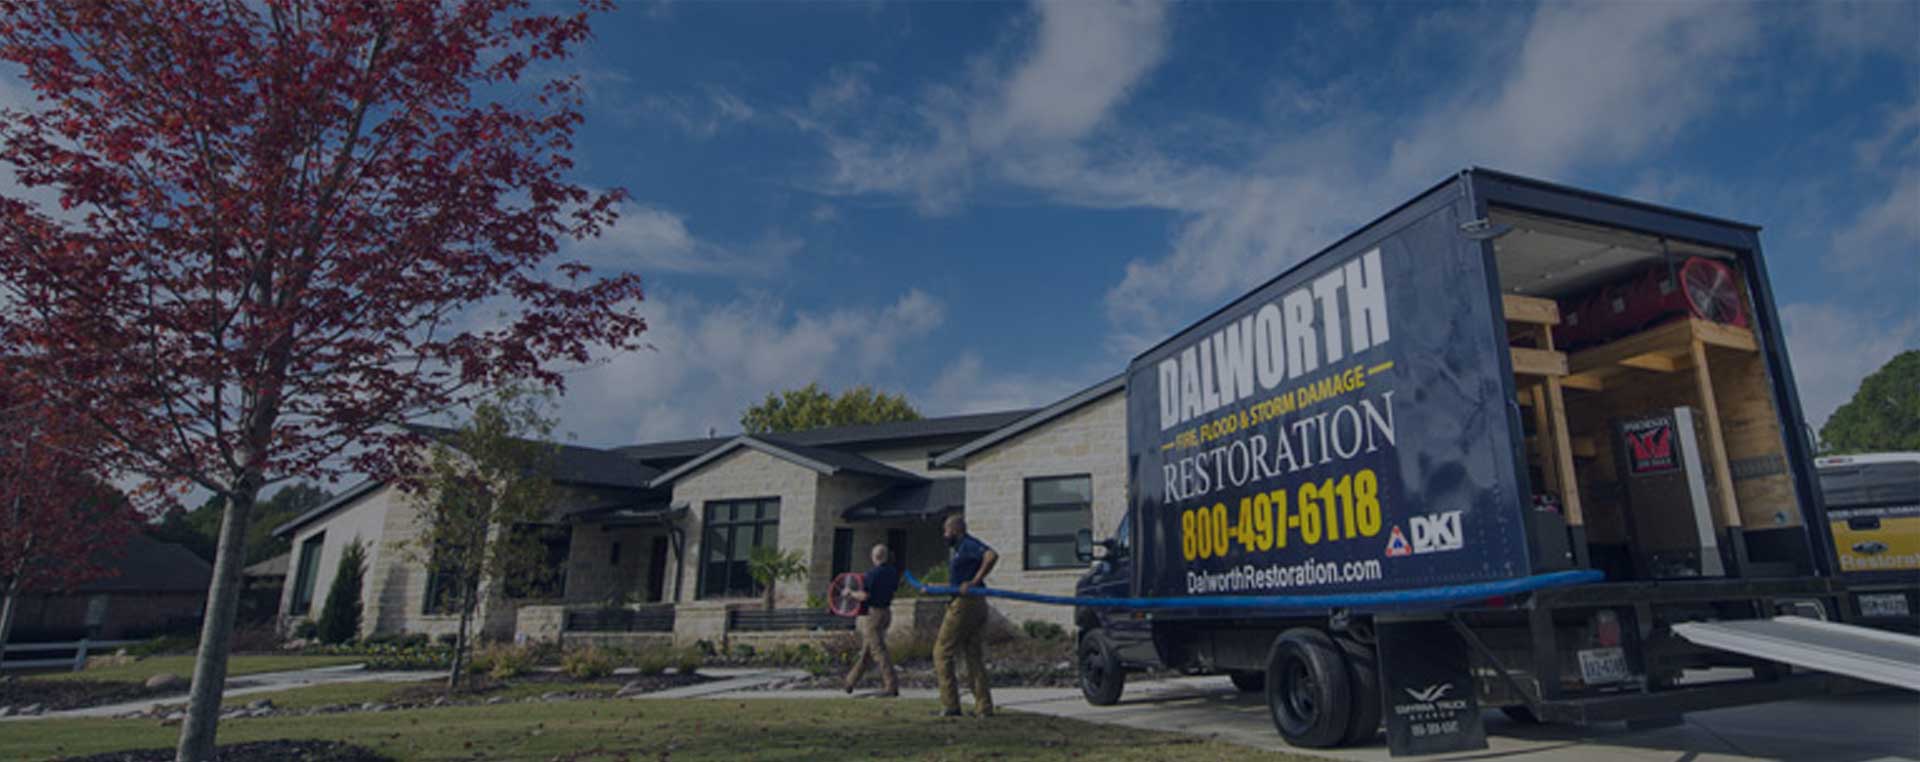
[1859,593,1911,618]
[1577,647,1630,685]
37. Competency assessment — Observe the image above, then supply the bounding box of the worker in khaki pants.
[842,544,900,696]
[934,514,998,718]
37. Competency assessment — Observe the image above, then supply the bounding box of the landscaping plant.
[315,541,366,645]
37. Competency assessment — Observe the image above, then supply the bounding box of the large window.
[1025,476,1092,570]
[831,528,855,578]
[289,533,326,616]
[699,498,780,599]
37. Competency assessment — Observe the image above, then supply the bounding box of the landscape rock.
[540,691,568,701]
[485,696,509,705]
[0,705,14,717]
[144,673,188,691]
[246,699,274,711]
[19,703,43,715]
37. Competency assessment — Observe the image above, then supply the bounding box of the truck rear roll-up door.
[1671,616,1920,690]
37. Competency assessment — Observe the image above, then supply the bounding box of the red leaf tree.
[0,2,643,758]
[0,361,142,668]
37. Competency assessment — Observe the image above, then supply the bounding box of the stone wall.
[956,391,1126,627]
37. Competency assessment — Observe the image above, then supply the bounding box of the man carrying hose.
[934,514,998,718]
[842,543,900,697]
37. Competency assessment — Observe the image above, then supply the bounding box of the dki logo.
[1410,511,1464,554]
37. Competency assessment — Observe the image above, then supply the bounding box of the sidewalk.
[3,664,443,722]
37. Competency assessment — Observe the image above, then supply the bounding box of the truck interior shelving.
[1489,206,1808,582]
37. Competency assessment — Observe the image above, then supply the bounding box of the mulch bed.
[55,740,392,762]
[0,679,170,713]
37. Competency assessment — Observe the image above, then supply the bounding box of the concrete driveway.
[1005,675,1920,762]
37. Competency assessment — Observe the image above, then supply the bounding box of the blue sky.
[5,1,1915,455]
[534,0,1916,448]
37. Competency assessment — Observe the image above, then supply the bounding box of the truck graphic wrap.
[1128,192,1532,600]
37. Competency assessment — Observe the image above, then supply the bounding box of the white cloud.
[550,288,947,445]
[1782,302,1920,430]
[801,0,1171,214]
[640,86,758,138]
[1388,2,1758,184]
[566,202,800,277]
[1828,171,1920,272]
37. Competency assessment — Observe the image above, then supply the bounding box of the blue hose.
[903,568,1603,612]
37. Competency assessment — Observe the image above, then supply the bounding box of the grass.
[5,697,1328,762]
[33,654,367,684]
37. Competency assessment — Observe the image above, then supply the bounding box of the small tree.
[399,386,562,693]
[0,365,140,668]
[1821,351,1920,454]
[747,546,808,611]
[741,384,921,434]
[315,539,366,645]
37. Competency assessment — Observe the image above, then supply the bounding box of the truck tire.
[1337,637,1383,746]
[1500,705,1545,725]
[1264,628,1353,748]
[1229,671,1265,692]
[1078,631,1126,706]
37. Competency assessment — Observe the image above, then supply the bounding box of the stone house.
[271,376,1128,646]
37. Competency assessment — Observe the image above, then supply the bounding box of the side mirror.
[1075,528,1095,562]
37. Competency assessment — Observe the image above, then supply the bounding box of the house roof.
[271,478,386,539]
[244,553,290,578]
[842,478,966,522]
[647,434,928,489]
[406,424,661,489]
[932,375,1125,468]
[614,409,1036,464]
[72,535,213,594]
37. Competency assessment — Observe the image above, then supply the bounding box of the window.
[1025,476,1092,570]
[887,528,909,576]
[289,533,326,616]
[503,524,572,599]
[422,557,461,615]
[699,498,780,599]
[831,528,855,577]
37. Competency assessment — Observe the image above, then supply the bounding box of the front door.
[647,536,670,602]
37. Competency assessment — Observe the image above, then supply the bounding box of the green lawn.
[34,654,366,684]
[7,698,1326,762]
[206,677,626,711]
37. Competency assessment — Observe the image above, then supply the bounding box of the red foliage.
[0,0,644,495]
[0,362,140,596]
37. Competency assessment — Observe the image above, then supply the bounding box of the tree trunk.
[763,581,775,612]
[174,485,255,762]
[446,578,478,694]
[0,579,19,671]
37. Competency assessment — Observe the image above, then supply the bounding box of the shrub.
[436,633,460,647]
[316,540,367,644]
[631,649,670,676]
[473,643,534,680]
[672,647,703,675]
[1022,620,1066,641]
[891,629,936,665]
[805,593,826,610]
[561,646,616,680]
[365,647,453,671]
[292,619,320,640]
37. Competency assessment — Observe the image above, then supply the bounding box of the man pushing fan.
[833,543,901,697]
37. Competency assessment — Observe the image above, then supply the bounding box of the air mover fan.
[827,572,865,618]
[1556,257,1748,349]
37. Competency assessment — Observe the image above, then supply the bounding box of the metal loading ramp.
[1673,616,1920,691]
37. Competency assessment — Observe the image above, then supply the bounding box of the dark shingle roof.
[614,409,1037,465]
[73,535,213,594]
[842,478,966,522]
[244,553,290,578]
[406,424,660,489]
[933,375,1124,468]
[647,435,927,488]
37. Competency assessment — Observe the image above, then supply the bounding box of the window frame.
[1023,475,1093,570]
[289,532,326,616]
[696,497,781,600]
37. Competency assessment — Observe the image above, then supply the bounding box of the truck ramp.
[1672,616,1920,691]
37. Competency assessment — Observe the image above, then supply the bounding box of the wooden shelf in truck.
[1503,294,1585,526]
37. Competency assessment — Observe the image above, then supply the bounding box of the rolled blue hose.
[903,568,1603,612]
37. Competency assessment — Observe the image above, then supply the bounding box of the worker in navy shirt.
[841,544,900,696]
[934,514,998,717]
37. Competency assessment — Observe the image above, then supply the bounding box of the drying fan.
[827,572,865,618]
[1678,258,1747,327]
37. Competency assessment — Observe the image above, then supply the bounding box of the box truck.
[1070,169,1920,755]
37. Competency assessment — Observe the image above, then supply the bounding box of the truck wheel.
[1337,637,1383,746]
[1078,631,1126,706]
[1229,671,1266,692]
[1265,628,1353,748]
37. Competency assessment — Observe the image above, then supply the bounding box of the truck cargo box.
[1125,169,1829,605]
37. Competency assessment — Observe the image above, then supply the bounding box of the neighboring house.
[241,553,289,625]
[8,534,212,641]
[272,380,1134,643]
